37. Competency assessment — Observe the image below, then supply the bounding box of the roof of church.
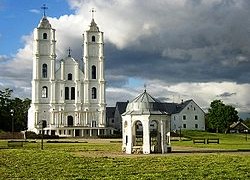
[62,55,78,64]
[38,16,51,28]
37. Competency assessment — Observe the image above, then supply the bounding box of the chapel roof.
[119,92,198,116]
[123,90,169,115]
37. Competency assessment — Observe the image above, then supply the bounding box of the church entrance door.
[67,116,73,127]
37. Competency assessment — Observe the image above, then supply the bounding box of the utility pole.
[40,120,46,150]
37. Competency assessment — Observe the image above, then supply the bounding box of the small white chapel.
[122,90,171,154]
[28,8,113,137]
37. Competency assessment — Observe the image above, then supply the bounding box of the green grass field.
[172,130,250,150]
[1,131,250,179]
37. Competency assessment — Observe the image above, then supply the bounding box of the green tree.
[10,98,31,131]
[0,88,13,131]
[206,100,239,133]
[0,88,31,132]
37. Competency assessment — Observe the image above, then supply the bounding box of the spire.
[88,8,99,32]
[41,4,48,17]
[38,4,51,28]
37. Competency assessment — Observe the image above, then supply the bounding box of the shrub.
[26,131,59,139]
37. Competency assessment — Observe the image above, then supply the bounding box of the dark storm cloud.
[103,0,250,84]
[217,92,237,98]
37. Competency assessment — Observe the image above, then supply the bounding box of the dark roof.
[230,121,249,130]
[106,107,116,119]
[111,99,198,116]
[115,102,129,114]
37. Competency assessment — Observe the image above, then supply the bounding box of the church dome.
[38,17,51,28]
[124,90,167,115]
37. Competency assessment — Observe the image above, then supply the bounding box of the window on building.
[71,87,75,100]
[194,107,196,111]
[41,86,48,98]
[92,35,95,42]
[91,65,96,79]
[111,119,114,123]
[195,115,198,120]
[59,130,61,135]
[68,73,72,80]
[92,87,97,99]
[43,33,47,39]
[183,115,186,120]
[92,121,97,127]
[42,64,47,78]
[65,87,69,100]
[183,124,186,128]
[67,116,73,127]
[195,124,198,128]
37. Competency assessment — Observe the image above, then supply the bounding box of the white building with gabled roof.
[28,12,114,137]
[107,98,205,132]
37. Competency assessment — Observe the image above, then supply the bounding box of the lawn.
[1,131,250,179]
[172,130,250,150]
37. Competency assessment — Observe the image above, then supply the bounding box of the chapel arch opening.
[132,120,143,153]
[149,120,161,153]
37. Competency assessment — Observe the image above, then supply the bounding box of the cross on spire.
[67,47,72,57]
[41,4,48,17]
[90,8,96,20]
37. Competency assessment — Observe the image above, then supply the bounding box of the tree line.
[0,88,31,132]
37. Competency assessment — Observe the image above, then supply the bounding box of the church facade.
[28,14,113,137]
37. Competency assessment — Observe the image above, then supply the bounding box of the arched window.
[71,87,75,100]
[65,87,69,100]
[42,64,47,78]
[41,86,48,98]
[68,73,72,80]
[67,116,73,127]
[43,33,47,39]
[92,87,97,99]
[91,65,96,79]
[92,35,95,42]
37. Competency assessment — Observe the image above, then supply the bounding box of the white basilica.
[28,12,113,137]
